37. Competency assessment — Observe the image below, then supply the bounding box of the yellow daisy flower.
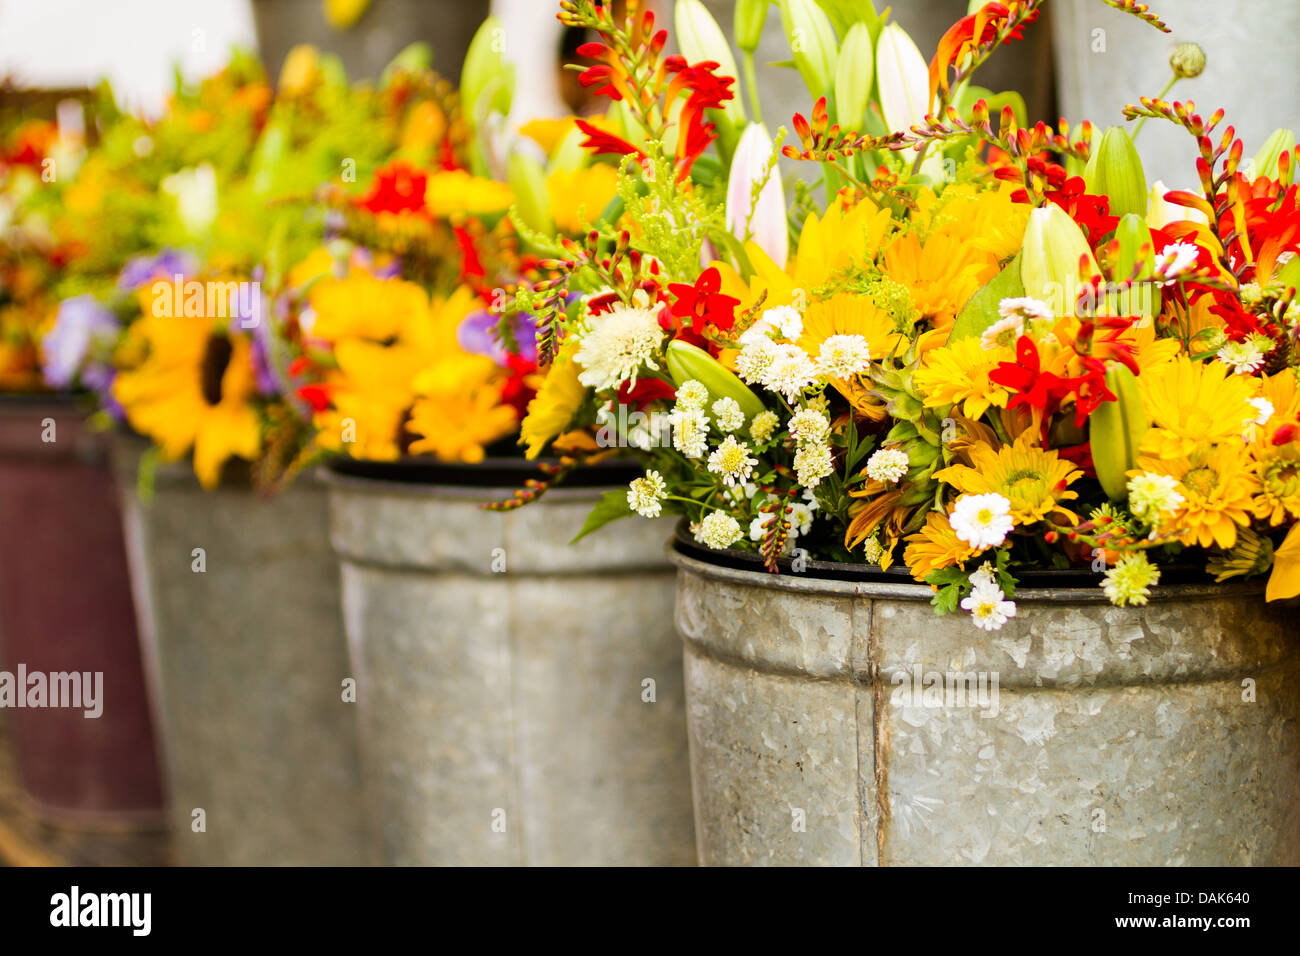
[408,356,517,463]
[903,511,977,581]
[882,229,996,334]
[933,433,1081,525]
[308,274,431,345]
[519,340,588,459]
[1138,355,1258,460]
[546,164,620,236]
[914,336,1012,420]
[1137,446,1259,549]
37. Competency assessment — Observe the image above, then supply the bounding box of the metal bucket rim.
[665,539,1266,604]
[319,465,624,503]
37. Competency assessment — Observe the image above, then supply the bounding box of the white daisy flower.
[626,471,668,518]
[1247,396,1275,427]
[949,493,1014,550]
[793,440,834,489]
[980,314,1025,351]
[817,334,872,377]
[865,447,910,484]
[695,511,743,550]
[707,435,758,487]
[968,561,997,591]
[961,582,1017,631]
[573,304,665,391]
[675,379,710,409]
[997,296,1053,322]
[1216,336,1268,374]
[749,409,780,444]
[670,406,710,458]
[1127,472,1184,523]
[788,407,830,446]
[711,396,746,433]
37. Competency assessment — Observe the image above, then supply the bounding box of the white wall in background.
[0,0,257,116]
[490,0,568,128]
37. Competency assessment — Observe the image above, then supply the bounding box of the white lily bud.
[726,123,788,270]
[876,23,932,140]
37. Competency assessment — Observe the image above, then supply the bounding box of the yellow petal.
[1266,524,1300,602]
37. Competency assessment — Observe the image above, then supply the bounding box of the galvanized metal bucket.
[324,460,696,866]
[111,436,366,865]
[670,541,1300,866]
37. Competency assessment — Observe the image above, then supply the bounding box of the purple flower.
[457,308,539,364]
[41,295,120,390]
[117,249,197,292]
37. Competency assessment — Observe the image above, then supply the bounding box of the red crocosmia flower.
[661,57,735,181]
[989,336,1071,413]
[297,384,332,413]
[1273,422,1299,446]
[1057,441,1096,477]
[357,160,429,216]
[667,266,739,336]
[454,226,486,286]
[287,356,310,377]
[574,119,646,162]
[1069,358,1117,426]
[929,2,1038,105]
[1043,175,1118,245]
[618,377,677,410]
[499,353,537,419]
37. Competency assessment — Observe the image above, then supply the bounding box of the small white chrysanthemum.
[749,409,780,444]
[863,535,887,566]
[817,334,872,377]
[626,471,668,518]
[1238,281,1265,308]
[573,304,665,391]
[670,406,710,458]
[788,407,830,446]
[1248,396,1275,426]
[998,296,1053,322]
[961,582,1018,631]
[949,493,1014,550]
[793,440,834,489]
[711,396,746,433]
[707,434,758,487]
[749,500,816,543]
[675,379,710,409]
[968,561,997,591]
[695,510,743,550]
[1153,241,1200,282]
[762,344,822,402]
[1102,553,1161,607]
[865,447,910,484]
[980,314,1025,351]
[737,305,804,346]
[734,339,778,384]
[1216,336,1268,374]
[1126,472,1185,523]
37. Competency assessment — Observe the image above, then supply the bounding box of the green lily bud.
[1019,205,1099,316]
[1169,42,1206,79]
[507,151,553,237]
[1091,364,1147,502]
[1084,126,1148,220]
[666,340,767,425]
[834,22,874,128]
[778,0,838,98]
[734,0,769,55]
[675,0,745,126]
[1250,127,1296,181]
[461,17,514,126]
[1107,213,1155,319]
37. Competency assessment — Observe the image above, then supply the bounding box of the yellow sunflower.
[1248,370,1300,524]
[903,511,978,581]
[1138,355,1258,460]
[933,433,1081,525]
[112,300,261,490]
[911,181,1030,262]
[1137,446,1259,549]
[546,164,620,235]
[407,355,517,463]
[914,336,1013,420]
[519,340,589,459]
[308,274,431,344]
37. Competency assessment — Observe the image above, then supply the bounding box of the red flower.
[1043,175,1117,245]
[574,119,645,162]
[618,377,677,409]
[499,353,537,419]
[454,226,486,286]
[357,161,428,216]
[666,266,739,337]
[929,2,1038,105]
[297,384,332,412]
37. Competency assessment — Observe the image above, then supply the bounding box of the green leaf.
[571,489,635,543]
[814,0,879,37]
[948,252,1024,341]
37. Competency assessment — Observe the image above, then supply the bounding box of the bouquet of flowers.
[497,0,1300,627]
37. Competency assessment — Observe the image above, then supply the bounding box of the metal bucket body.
[326,470,696,866]
[672,548,1300,866]
[0,399,163,822]
[112,437,365,865]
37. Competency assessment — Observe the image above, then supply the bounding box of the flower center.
[200,335,232,406]
[1182,466,1218,496]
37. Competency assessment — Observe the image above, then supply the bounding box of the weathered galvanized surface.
[671,547,1300,866]
[326,471,696,866]
[112,437,366,865]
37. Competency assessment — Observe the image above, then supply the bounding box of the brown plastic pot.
[0,395,164,824]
